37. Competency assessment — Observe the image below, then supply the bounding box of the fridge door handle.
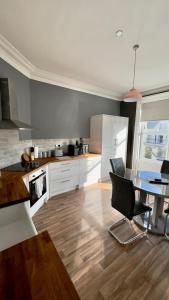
[114,138,117,146]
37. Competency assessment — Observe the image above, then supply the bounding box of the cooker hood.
[0,78,32,130]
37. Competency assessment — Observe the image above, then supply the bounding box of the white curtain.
[132,100,142,170]
[141,99,169,121]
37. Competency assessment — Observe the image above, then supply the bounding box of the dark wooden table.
[0,231,80,300]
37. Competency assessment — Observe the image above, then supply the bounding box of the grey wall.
[30,80,120,139]
[0,57,120,140]
[0,58,31,139]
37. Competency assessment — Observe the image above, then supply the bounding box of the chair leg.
[155,213,169,245]
[146,210,151,232]
[108,218,146,246]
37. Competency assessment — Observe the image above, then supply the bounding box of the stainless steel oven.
[29,168,47,207]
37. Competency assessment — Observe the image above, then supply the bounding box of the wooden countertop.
[0,153,101,209]
[28,153,101,171]
[0,231,80,300]
[0,172,30,208]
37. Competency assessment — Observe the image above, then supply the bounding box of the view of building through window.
[140,120,169,161]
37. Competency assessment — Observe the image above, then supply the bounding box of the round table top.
[124,169,169,198]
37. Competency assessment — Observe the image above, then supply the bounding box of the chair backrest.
[161,160,169,174]
[110,157,125,177]
[109,172,135,220]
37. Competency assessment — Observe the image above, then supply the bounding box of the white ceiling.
[0,0,169,98]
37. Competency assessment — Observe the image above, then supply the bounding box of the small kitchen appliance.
[68,144,79,156]
[82,144,89,154]
[55,145,63,157]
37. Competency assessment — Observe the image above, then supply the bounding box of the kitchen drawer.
[50,176,78,197]
[49,167,74,180]
[49,160,78,171]
[49,163,79,180]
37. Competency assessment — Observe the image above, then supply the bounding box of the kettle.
[55,145,63,157]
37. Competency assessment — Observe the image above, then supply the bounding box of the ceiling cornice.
[142,91,169,103]
[0,34,35,77]
[0,34,120,101]
[31,67,120,100]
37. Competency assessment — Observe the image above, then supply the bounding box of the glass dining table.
[124,168,169,235]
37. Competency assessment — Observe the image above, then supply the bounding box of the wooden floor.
[33,182,169,300]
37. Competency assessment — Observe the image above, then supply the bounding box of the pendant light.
[124,44,142,102]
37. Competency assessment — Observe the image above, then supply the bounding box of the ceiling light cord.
[123,44,142,102]
[132,44,139,89]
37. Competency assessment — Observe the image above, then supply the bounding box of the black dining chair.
[108,172,152,245]
[161,160,169,174]
[145,162,169,207]
[147,160,169,207]
[164,208,169,240]
[110,157,125,177]
[160,160,169,206]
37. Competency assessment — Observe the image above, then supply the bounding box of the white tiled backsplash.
[0,130,90,168]
[0,130,32,168]
[33,138,90,153]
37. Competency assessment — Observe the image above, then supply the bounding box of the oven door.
[29,172,47,207]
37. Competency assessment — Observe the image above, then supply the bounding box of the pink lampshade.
[123,88,142,102]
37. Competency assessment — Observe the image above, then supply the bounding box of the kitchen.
[0,57,128,299]
[2,1,169,299]
[0,74,127,238]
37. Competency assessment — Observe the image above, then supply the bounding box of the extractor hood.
[0,78,32,130]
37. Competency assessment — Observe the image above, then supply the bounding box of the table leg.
[151,196,164,227]
[139,190,147,204]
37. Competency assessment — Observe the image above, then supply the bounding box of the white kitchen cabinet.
[101,147,115,180]
[79,156,101,187]
[49,156,101,197]
[0,201,37,251]
[90,114,128,180]
[49,160,79,197]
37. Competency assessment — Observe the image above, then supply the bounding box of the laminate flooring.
[33,182,169,300]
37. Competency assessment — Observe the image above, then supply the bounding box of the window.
[139,120,169,161]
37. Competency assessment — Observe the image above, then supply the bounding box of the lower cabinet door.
[49,176,78,197]
[79,157,101,186]
[79,174,99,186]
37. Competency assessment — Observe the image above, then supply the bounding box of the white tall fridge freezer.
[90,114,129,180]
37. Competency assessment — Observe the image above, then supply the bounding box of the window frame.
[139,121,169,162]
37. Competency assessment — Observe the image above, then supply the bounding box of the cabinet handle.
[61,169,70,172]
[61,179,71,183]
[62,163,71,165]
